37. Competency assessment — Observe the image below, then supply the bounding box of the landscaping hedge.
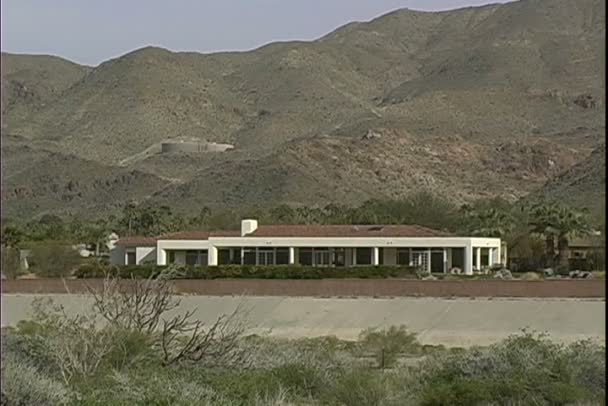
[74,263,420,280]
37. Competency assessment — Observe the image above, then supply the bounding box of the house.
[111,219,504,275]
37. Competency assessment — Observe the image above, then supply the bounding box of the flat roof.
[248,224,453,238]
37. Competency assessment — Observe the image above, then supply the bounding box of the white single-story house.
[111,219,504,275]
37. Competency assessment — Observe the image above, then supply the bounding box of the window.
[334,248,346,267]
[126,251,136,265]
[186,250,199,266]
[186,250,208,266]
[243,249,256,265]
[218,249,231,265]
[275,248,290,265]
[314,248,331,267]
[356,248,372,265]
[397,248,410,265]
[411,250,429,271]
[299,249,313,266]
[258,249,275,265]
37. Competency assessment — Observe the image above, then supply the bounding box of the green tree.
[527,201,591,270]
[460,205,515,238]
[1,224,24,279]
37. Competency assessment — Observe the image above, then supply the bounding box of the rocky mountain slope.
[1,0,605,219]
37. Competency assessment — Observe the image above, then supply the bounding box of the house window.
[397,248,410,265]
[356,248,372,265]
[299,249,313,266]
[186,250,207,266]
[218,249,231,265]
[334,248,346,267]
[126,251,136,265]
[167,251,176,264]
[243,249,256,265]
[314,248,331,267]
[258,249,275,266]
[275,248,290,265]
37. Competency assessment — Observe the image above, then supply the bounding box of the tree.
[527,201,560,268]
[1,225,23,249]
[552,206,592,269]
[460,206,515,238]
[1,225,24,279]
[527,201,591,270]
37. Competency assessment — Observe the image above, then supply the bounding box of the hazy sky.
[1,0,512,66]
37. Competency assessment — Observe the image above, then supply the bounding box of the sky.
[1,0,513,66]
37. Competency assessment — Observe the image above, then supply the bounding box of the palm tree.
[1,225,23,249]
[552,206,592,269]
[526,201,591,269]
[527,202,560,268]
[461,206,515,238]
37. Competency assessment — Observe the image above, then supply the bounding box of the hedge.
[74,263,420,280]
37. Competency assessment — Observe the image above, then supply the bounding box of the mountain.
[530,145,606,217]
[1,0,605,220]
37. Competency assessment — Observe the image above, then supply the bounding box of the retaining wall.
[1,279,605,298]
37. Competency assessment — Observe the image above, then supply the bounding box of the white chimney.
[241,219,258,236]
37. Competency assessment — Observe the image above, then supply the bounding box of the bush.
[323,368,388,406]
[0,246,22,279]
[519,271,542,280]
[1,355,72,405]
[358,325,421,368]
[27,241,83,277]
[74,263,420,280]
[414,331,606,405]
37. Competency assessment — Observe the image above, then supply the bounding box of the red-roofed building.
[111,219,503,275]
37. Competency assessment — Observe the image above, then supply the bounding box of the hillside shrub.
[74,263,420,279]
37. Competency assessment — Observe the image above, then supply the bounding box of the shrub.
[323,368,388,406]
[1,355,72,405]
[414,331,606,405]
[358,325,421,368]
[27,241,83,277]
[74,263,420,280]
[519,271,542,280]
[0,246,22,279]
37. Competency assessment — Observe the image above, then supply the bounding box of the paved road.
[2,295,604,347]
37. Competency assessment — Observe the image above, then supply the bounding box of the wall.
[2,279,604,298]
[110,246,125,265]
[136,247,157,265]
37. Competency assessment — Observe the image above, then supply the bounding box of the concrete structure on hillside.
[160,140,234,154]
[111,220,504,275]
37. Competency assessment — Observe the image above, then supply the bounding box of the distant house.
[569,235,604,259]
[111,219,504,275]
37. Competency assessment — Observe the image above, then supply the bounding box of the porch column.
[208,246,218,266]
[352,248,357,266]
[475,247,481,271]
[372,247,380,266]
[157,249,167,266]
[255,247,259,265]
[447,248,453,271]
[288,247,295,265]
[427,248,431,273]
[240,248,244,265]
[488,248,494,266]
[464,245,473,275]
[443,248,448,273]
[229,248,235,264]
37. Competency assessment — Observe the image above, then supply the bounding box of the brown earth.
[1,0,605,219]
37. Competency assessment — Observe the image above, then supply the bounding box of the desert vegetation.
[1,269,605,405]
[1,193,604,280]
